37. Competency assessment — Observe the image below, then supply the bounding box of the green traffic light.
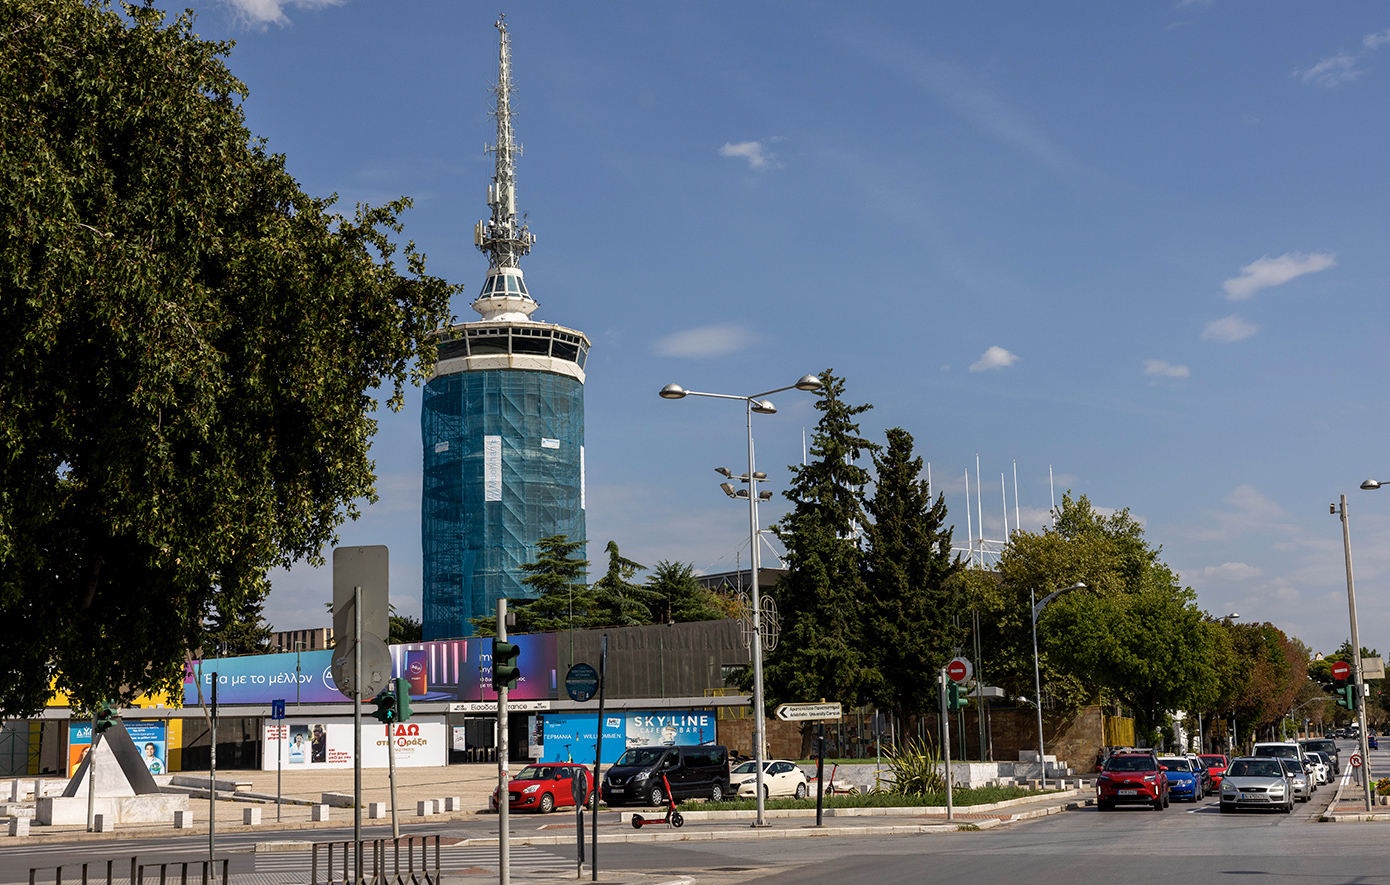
[371,689,398,724]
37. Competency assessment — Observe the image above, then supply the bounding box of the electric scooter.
[630,774,683,829]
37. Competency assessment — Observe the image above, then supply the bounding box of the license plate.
[608,787,624,793]
[1241,794,1266,801]
[1118,789,1137,796]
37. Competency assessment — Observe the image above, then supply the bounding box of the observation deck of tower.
[421,17,590,640]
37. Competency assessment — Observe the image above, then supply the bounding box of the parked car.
[1095,751,1169,811]
[1252,741,1311,778]
[601,745,730,806]
[1303,751,1330,785]
[1199,754,1229,791]
[1158,756,1202,802]
[1299,738,1341,775]
[730,760,809,799]
[491,764,594,813]
[1220,757,1294,813]
[1185,753,1213,795]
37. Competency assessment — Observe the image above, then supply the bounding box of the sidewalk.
[1322,769,1390,822]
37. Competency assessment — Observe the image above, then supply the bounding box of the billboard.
[538,709,717,764]
[262,716,446,769]
[184,634,560,706]
[69,720,167,777]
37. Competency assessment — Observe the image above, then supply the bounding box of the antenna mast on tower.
[475,14,535,270]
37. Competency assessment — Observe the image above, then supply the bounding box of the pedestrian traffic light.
[371,688,399,724]
[947,682,968,712]
[1337,684,1359,711]
[394,677,413,722]
[94,700,118,734]
[492,639,520,690]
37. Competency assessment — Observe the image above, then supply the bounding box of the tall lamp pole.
[660,373,823,827]
[1030,582,1086,790]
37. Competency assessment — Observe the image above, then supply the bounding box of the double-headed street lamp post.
[1030,582,1086,790]
[660,374,822,827]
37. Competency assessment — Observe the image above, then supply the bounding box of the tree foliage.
[202,588,273,657]
[765,370,878,710]
[645,560,724,624]
[0,1,458,715]
[861,427,962,721]
[588,541,657,627]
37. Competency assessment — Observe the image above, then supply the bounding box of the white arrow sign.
[775,702,843,722]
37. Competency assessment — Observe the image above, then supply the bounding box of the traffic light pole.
[353,585,363,883]
[388,717,400,839]
[939,670,953,821]
[497,597,510,885]
[86,713,96,832]
[1336,495,1373,812]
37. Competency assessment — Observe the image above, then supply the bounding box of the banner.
[68,720,167,776]
[261,716,446,769]
[538,709,717,764]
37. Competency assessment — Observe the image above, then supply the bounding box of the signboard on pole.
[565,663,599,703]
[332,546,391,698]
[775,702,842,722]
[1332,660,1352,681]
[945,657,973,683]
[1363,657,1385,681]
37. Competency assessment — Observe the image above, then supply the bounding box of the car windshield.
[1228,759,1284,778]
[616,748,667,767]
[1278,760,1303,775]
[514,766,555,780]
[1199,756,1226,767]
[1253,745,1298,758]
[1158,758,1189,771]
[1105,755,1157,772]
[732,761,759,774]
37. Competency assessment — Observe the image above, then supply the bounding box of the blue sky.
[190,0,1390,656]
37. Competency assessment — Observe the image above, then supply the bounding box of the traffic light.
[947,682,968,712]
[394,677,413,722]
[492,639,520,691]
[94,700,118,734]
[1337,684,1359,711]
[371,688,399,724]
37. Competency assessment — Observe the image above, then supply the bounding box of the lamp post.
[1030,582,1086,790]
[660,373,823,827]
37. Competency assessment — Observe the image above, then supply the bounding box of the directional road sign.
[946,657,973,683]
[775,702,842,722]
[1332,660,1351,681]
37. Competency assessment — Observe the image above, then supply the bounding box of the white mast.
[1049,465,1056,528]
[1013,460,1021,533]
[1001,473,1009,538]
[975,454,984,558]
[964,469,974,568]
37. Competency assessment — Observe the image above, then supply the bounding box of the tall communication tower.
[421,16,590,639]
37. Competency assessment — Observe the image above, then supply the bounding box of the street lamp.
[1030,581,1086,790]
[660,373,822,826]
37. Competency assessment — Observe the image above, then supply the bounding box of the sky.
[180,0,1390,656]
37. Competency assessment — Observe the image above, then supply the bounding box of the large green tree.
[765,370,877,712]
[646,560,724,624]
[588,541,656,627]
[861,427,963,723]
[471,535,591,637]
[0,1,457,715]
[202,588,273,657]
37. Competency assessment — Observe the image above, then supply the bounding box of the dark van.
[602,745,730,806]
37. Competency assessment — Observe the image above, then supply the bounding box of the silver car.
[1277,757,1312,801]
[1220,757,1294,813]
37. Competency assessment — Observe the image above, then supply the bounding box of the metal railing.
[29,858,229,885]
[311,835,440,885]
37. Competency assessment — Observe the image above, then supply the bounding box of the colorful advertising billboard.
[538,709,716,764]
[261,717,446,769]
[68,720,167,776]
[184,634,560,706]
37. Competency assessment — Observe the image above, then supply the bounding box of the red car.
[1199,754,1229,790]
[491,763,594,813]
[1096,752,1169,811]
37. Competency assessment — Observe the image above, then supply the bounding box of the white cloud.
[653,323,758,358]
[1366,30,1390,50]
[718,141,775,170]
[219,0,343,27]
[1297,53,1365,87]
[1201,315,1259,343]
[968,346,1018,372]
[1203,562,1264,580]
[1223,252,1336,299]
[1143,359,1190,378]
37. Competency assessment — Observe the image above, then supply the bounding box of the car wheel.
[794,783,807,800]
[1097,801,1112,811]
[1162,791,1169,809]
[648,785,665,807]
[1285,800,1294,814]
[539,793,554,814]
[1220,803,1232,813]
[709,783,724,803]
[1152,796,1164,811]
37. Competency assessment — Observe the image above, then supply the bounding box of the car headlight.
[523,785,539,794]
[1269,786,1285,794]
[1222,783,1235,792]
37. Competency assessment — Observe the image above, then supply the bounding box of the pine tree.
[203,587,273,656]
[469,535,590,636]
[765,370,878,712]
[862,427,963,722]
[589,541,657,626]
[646,561,725,623]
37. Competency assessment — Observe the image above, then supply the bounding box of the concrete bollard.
[311,805,330,822]
[6,780,17,802]
[93,814,112,833]
[173,810,193,829]
[416,800,434,817]
[444,797,463,812]
[369,802,387,819]
[8,818,29,837]
[243,807,261,825]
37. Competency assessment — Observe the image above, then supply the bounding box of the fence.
[311,835,440,885]
[29,857,229,885]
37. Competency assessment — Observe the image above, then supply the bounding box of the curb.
[613,789,1082,824]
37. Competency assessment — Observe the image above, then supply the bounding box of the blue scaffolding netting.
[421,368,586,640]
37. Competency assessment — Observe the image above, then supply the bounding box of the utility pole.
[1335,495,1374,812]
[497,597,510,885]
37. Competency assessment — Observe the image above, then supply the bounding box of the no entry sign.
[946,657,973,683]
[1332,660,1352,681]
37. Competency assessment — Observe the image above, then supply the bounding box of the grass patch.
[692,785,1054,812]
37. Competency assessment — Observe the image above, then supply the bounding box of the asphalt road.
[6,739,1386,885]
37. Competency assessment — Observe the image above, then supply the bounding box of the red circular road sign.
[1332,660,1352,681]
[1351,753,1363,768]
[946,658,971,683]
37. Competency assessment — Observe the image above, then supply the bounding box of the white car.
[731,760,809,799]
[1304,751,1330,785]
